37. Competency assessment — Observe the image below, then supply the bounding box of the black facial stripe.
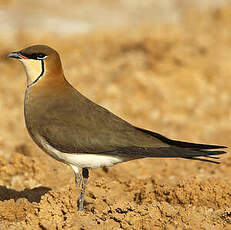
[20,52,46,60]
[27,60,45,87]
[20,52,36,59]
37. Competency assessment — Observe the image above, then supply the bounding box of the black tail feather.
[182,156,221,164]
[111,146,226,158]
[204,155,220,159]
[107,147,226,164]
[136,127,227,150]
[103,127,227,164]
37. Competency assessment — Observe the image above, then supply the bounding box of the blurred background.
[0,0,231,229]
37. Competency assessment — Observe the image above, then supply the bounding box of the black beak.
[8,52,22,59]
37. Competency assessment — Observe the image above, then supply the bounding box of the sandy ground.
[0,1,231,229]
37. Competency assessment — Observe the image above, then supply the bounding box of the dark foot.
[77,199,86,212]
[77,168,89,211]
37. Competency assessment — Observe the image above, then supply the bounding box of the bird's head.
[8,45,63,87]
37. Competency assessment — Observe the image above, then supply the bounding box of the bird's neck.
[26,72,71,98]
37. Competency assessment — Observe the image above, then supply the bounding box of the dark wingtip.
[208,145,228,149]
[205,150,227,156]
[219,145,228,149]
[206,156,220,159]
[182,157,221,164]
[135,127,228,150]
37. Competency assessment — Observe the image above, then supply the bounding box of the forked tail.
[134,127,227,164]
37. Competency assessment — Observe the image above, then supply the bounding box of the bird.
[8,45,227,211]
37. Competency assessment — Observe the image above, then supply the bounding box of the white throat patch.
[20,59,45,87]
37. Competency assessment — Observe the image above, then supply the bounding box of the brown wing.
[27,87,167,154]
[26,85,226,162]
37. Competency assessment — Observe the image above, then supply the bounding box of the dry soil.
[0,1,231,230]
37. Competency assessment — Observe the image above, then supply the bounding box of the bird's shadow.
[0,185,51,203]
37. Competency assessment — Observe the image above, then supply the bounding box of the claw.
[78,199,85,211]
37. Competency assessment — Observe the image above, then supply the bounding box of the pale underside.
[41,136,130,169]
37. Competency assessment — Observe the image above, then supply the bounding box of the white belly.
[40,137,127,168]
[59,153,124,168]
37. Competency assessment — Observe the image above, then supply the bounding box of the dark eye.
[37,53,46,59]
[31,53,47,60]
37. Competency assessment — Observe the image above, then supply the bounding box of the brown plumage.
[8,45,227,211]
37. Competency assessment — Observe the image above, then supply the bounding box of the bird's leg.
[74,170,82,187]
[78,168,89,211]
[70,165,82,187]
